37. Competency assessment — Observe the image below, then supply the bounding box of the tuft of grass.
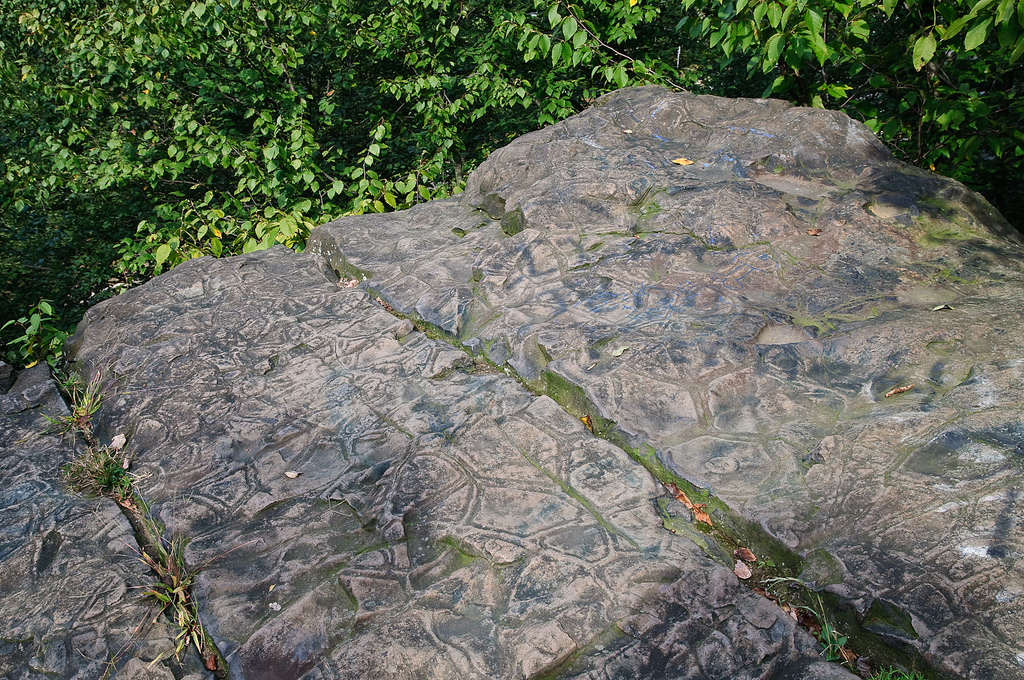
[46,369,104,445]
[141,535,206,662]
[763,576,851,664]
[61,446,133,501]
[871,670,925,680]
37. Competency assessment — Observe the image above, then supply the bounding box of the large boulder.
[1,86,1021,679]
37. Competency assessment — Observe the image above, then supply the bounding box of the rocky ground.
[3,87,1022,679]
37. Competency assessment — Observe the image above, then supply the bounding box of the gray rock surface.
[308,87,1024,678]
[4,247,842,679]
[1,86,1021,680]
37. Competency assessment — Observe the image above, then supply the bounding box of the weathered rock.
[3,245,841,679]
[2,85,1021,680]
[0,366,207,679]
[307,86,1024,678]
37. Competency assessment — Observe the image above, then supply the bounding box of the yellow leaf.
[212,228,221,237]
[671,157,694,165]
[630,0,639,5]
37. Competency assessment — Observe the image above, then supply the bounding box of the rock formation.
[2,87,1022,679]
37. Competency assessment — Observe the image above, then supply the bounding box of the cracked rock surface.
[308,87,1024,678]
[2,86,1022,679]
[5,248,844,679]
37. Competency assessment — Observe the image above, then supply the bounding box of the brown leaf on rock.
[671,157,695,165]
[839,646,857,664]
[667,482,691,507]
[884,384,914,398]
[205,655,218,671]
[734,561,752,579]
[665,482,713,525]
[806,228,822,236]
[580,414,594,433]
[692,505,712,525]
[734,547,756,562]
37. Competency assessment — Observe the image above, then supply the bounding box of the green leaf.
[754,2,768,24]
[996,0,1015,23]
[154,243,171,265]
[1011,33,1024,61]
[614,64,628,88]
[943,15,972,40]
[767,3,782,28]
[765,33,784,69]
[563,16,578,41]
[965,18,992,50]
[548,3,561,28]
[803,9,823,36]
[912,34,937,70]
[883,0,897,16]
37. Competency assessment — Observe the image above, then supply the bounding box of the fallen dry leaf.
[110,433,127,450]
[931,303,953,311]
[269,584,276,592]
[611,346,630,357]
[734,547,756,562]
[205,654,218,671]
[734,561,752,579]
[671,157,695,165]
[692,505,712,525]
[884,384,914,398]
[621,128,633,134]
[666,482,713,526]
[839,646,857,664]
[806,228,822,236]
[580,414,594,433]
[284,470,301,479]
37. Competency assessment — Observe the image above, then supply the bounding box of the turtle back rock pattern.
[1,86,1021,680]
[3,247,849,680]
[308,87,1024,678]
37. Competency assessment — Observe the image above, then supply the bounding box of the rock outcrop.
[3,87,1022,679]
